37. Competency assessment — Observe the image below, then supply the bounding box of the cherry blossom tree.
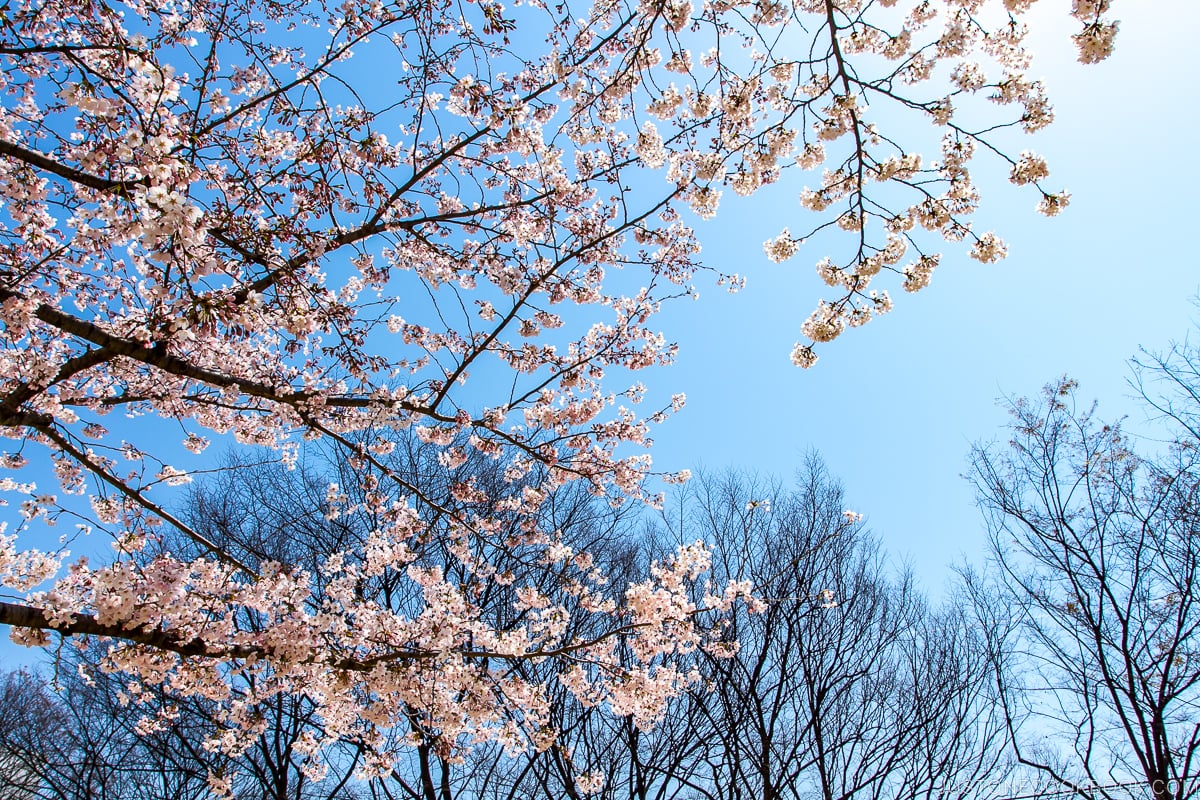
[0,0,1115,791]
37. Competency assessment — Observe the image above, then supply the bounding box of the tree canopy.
[0,0,1115,789]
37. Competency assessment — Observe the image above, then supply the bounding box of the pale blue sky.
[648,0,1200,592]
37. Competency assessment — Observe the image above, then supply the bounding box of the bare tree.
[969,369,1200,800]
[614,461,1013,800]
[0,668,63,800]
[0,661,222,800]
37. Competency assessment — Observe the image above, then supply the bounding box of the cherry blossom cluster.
[698,0,1118,366]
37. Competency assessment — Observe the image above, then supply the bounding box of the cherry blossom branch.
[0,600,259,659]
[0,139,146,194]
[28,420,256,575]
[0,599,674,673]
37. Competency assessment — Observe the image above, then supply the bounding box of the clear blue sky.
[648,1,1200,593]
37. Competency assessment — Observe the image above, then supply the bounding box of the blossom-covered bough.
[0,0,1114,790]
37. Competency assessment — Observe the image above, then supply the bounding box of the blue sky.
[648,0,1200,594]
